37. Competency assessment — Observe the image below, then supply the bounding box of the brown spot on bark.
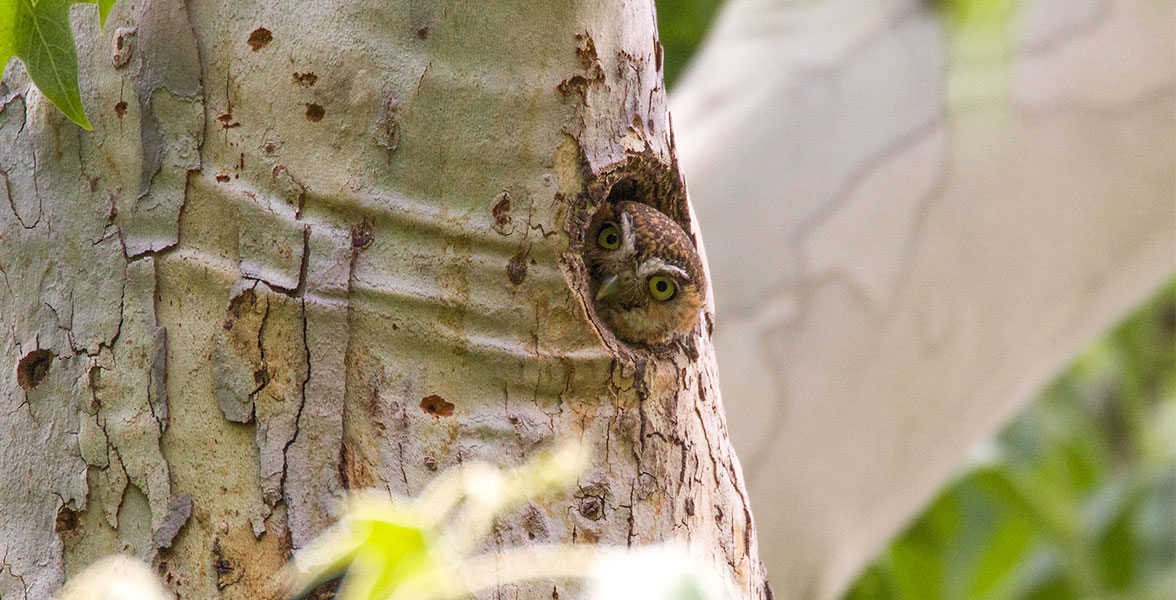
[490,192,515,236]
[377,100,401,153]
[507,251,528,285]
[684,497,695,516]
[303,580,340,600]
[111,27,136,68]
[86,367,102,411]
[416,25,430,39]
[574,483,611,522]
[212,538,241,589]
[492,194,511,228]
[247,27,272,51]
[215,174,230,183]
[292,71,318,87]
[575,35,599,71]
[575,483,611,522]
[221,288,257,331]
[557,75,589,100]
[423,456,437,471]
[420,394,454,417]
[55,505,79,536]
[114,101,127,118]
[523,506,549,540]
[578,495,604,520]
[228,288,257,319]
[17,349,53,390]
[304,103,325,122]
[351,220,374,249]
[207,521,291,596]
[216,112,240,129]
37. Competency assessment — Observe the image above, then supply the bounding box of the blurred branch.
[669,0,1174,596]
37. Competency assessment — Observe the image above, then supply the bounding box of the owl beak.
[595,275,620,301]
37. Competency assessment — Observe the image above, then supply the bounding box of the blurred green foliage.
[655,0,724,88]
[933,0,1017,29]
[846,281,1176,600]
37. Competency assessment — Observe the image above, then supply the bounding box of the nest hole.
[17,349,53,390]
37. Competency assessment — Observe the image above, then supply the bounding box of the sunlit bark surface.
[0,1,767,598]
[672,0,1174,597]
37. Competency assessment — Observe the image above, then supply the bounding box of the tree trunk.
[0,1,767,599]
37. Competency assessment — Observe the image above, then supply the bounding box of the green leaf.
[0,1,18,60]
[654,0,725,87]
[287,497,441,600]
[968,517,1034,599]
[287,445,588,600]
[935,0,1017,29]
[0,0,119,129]
[97,0,113,27]
[888,539,944,600]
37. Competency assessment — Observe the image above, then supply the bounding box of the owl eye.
[648,275,676,301]
[597,222,621,250]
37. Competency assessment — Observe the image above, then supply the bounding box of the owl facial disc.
[584,201,706,346]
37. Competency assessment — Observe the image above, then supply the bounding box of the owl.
[584,201,707,346]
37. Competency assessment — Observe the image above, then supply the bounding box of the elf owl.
[585,201,707,346]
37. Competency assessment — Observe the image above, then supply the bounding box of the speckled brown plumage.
[584,201,706,345]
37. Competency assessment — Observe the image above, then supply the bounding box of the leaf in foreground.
[0,0,109,129]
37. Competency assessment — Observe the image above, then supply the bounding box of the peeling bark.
[0,1,765,599]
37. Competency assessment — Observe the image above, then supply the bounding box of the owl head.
[584,201,706,346]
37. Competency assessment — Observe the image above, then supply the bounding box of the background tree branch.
[670,0,1174,596]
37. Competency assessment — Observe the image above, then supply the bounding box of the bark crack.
[0,547,30,600]
[278,229,314,498]
[0,167,36,230]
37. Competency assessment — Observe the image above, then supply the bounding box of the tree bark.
[0,1,767,599]
[671,0,1174,597]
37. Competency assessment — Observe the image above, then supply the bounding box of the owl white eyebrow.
[619,212,637,257]
[637,257,689,281]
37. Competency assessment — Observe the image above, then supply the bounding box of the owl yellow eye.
[648,275,676,301]
[597,223,621,249]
